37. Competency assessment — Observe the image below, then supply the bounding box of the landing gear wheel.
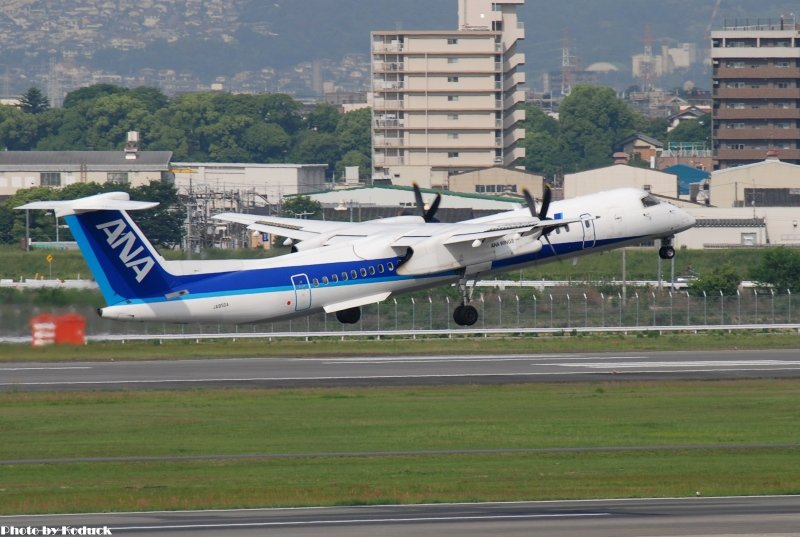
[336,307,361,324]
[453,304,479,326]
[658,246,675,260]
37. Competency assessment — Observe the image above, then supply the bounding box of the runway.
[3,496,800,536]
[2,349,800,391]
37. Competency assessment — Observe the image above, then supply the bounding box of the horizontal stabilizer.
[16,192,158,217]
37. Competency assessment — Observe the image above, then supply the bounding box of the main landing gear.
[453,275,479,327]
[658,237,675,260]
[336,307,361,324]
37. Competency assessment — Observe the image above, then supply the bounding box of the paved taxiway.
[3,496,800,536]
[2,349,800,391]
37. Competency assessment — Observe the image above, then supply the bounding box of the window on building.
[741,232,757,246]
[447,95,459,102]
[447,38,458,45]
[777,81,791,89]
[447,57,459,64]
[447,113,459,120]
[447,76,459,83]
[107,172,129,184]
[448,151,460,158]
[447,133,459,139]
[40,172,61,187]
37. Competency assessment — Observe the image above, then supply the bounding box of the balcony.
[716,148,800,160]
[373,155,406,166]
[373,137,406,148]
[715,127,800,140]
[374,119,405,128]
[714,87,800,99]
[373,99,405,110]
[715,107,800,120]
[373,42,404,53]
[374,62,405,73]
[714,66,800,79]
[504,108,526,129]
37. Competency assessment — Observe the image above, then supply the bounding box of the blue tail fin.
[17,192,176,306]
[65,209,175,305]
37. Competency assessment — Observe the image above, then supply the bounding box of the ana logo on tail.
[96,219,155,283]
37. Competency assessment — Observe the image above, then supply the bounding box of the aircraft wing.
[438,216,588,246]
[213,213,362,242]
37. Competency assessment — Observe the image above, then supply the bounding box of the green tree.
[242,122,291,162]
[520,104,561,178]
[335,150,371,180]
[558,85,636,172]
[306,103,341,133]
[335,107,371,156]
[19,86,50,115]
[291,130,340,177]
[749,247,800,292]
[688,264,741,296]
[281,195,322,219]
[129,181,186,248]
[62,84,127,109]
[0,105,41,150]
[666,114,711,147]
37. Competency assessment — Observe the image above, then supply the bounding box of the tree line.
[1,84,373,181]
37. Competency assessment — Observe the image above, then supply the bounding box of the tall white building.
[371,0,526,188]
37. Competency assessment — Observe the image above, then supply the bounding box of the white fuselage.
[99,188,695,323]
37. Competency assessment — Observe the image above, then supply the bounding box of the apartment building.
[711,17,800,169]
[371,0,526,188]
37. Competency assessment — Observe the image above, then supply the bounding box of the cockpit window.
[641,194,661,208]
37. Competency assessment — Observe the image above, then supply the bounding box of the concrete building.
[563,160,679,200]
[170,163,328,206]
[708,153,800,208]
[448,166,543,198]
[674,206,800,249]
[0,150,172,198]
[711,17,800,169]
[371,0,526,188]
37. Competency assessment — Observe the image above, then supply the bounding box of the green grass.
[1,380,799,513]
[1,330,798,363]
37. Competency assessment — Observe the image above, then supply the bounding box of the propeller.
[523,184,557,255]
[523,184,552,220]
[413,183,441,223]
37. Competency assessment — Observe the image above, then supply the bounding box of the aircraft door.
[580,213,596,249]
[290,274,312,311]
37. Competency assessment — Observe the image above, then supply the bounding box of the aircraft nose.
[674,207,695,231]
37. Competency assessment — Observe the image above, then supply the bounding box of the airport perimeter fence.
[0,286,796,340]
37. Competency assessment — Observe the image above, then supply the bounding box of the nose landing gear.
[658,237,675,260]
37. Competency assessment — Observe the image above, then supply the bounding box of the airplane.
[17,185,695,327]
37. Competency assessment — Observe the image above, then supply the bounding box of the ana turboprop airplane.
[17,185,695,326]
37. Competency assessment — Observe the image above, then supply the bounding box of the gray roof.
[0,151,173,172]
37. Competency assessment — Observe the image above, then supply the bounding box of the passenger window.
[332,274,339,283]
[387,262,395,271]
[369,266,376,276]
[360,268,368,277]
[312,278,319,287]
[322,276,329,285]
[342,272,348,281]
[585,221,590,228]
[378,264,385,273]
[351,269,358,279]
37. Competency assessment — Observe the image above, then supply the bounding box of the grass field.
[1,380,799,514]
